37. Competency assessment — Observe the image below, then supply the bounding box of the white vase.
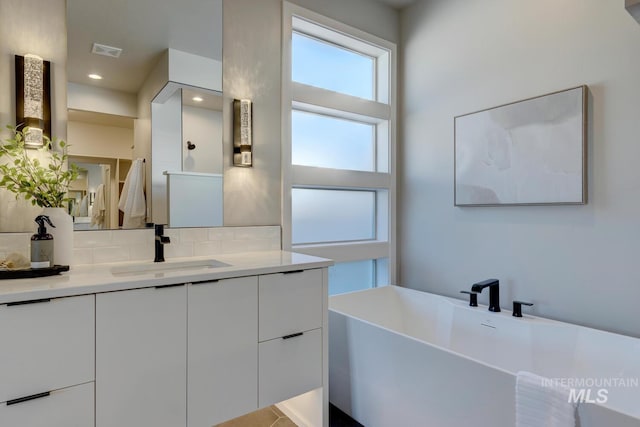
[42,207,73,267]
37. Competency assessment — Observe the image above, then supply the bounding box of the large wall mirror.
[66,0,223,231]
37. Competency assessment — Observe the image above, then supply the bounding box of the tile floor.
[214,405,296,427]
[213,403,364,427]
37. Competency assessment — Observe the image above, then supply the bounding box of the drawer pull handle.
[7,391,50,406]
[283,270,304,275]
[155,283,184,289]
[7,298,51,307]
[282,332,304,340]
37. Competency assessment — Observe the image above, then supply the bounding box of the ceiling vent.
[91,43,122,58]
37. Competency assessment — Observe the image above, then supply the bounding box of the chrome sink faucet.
[471,278,500,312]
[154,224,171,263]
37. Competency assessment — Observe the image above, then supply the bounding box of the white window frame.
[282,2,397,285]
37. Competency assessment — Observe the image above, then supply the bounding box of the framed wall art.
[454,85,587,206]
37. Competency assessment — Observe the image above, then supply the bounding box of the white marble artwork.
[455,86,586,205]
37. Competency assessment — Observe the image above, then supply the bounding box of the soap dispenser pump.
[31,215,55,268]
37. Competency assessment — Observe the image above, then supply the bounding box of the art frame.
[454,85,587,206]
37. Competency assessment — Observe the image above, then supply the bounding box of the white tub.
[329,286,640,427]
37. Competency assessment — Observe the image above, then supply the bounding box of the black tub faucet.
[471,278,500,312]
[154,224,171,263]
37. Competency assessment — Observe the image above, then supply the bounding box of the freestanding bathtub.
[329,286,640,427]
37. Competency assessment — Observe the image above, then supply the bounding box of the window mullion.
[292,83,390,122]
[291,165,390,189]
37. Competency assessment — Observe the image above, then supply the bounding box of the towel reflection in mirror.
[119,158,147,229]
[91,183,105,227]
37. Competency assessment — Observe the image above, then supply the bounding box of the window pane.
[328,258,389,296]
[329,260,374,296]
[292,32,374,100]
[292,189,375,244]
[292,110,374,171]
[375,258,389,286]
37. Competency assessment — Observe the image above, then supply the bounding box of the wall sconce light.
[233,99,252,167]
[15,54,51,148]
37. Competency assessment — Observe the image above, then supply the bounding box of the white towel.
[91,184,106,227]
[516,371,577,427]
[75,194,88,217]
[118,158,146,229]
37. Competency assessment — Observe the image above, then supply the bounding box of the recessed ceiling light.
[192,96,203,102]
[88,74,103,80]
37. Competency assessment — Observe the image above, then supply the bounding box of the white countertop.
[0,251,333,304]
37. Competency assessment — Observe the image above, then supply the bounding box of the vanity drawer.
[0,295,95,404]
[0,382,94,427]
[258,269,322,342]
[258,328,322,407]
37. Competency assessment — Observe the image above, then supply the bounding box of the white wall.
[0,0,67,232]
[68,121,133,159]
[133,50,170,222]
[222,0,399,226]
[182,105,223,174]
[151,90,183,225]
[400,0,640,337]
[0,0,67,140]
[292,0,399,44]
[67,83,137,118]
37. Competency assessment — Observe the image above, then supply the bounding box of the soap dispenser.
[31,215,55,268]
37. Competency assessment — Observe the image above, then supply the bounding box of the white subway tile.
[221,240,250,254]
[164,228,181,243]
[0,234,30,259]
[111,229,153,246]
[193,241,223,256]
[71,248,94,266]
[208,228,235,241]
[246,239,274,252]
[234,226,280,240]
[93,246,130,264]
[179,228,210,242]
[73,230,113,248]
[268,240,281,251]
[65,226,282,265]
[165,243,195,259]
[127,243,154,261]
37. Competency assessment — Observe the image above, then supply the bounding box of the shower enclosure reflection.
[68,161,111,230]
[67,110,135,230]
[66,0,223,230]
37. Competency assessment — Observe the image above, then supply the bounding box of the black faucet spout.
[154,224,170,262]
[471,278,500,312]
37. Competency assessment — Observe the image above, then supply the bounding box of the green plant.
[0,125,79,208]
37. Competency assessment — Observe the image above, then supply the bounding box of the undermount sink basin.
[111,259,231,275]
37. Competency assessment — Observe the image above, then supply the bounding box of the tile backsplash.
[0,226,281,266]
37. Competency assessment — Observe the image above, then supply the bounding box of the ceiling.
[67,0,223,94]
[374,0,416,9]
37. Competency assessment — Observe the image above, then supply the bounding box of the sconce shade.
[233,99,252,167]
[15,54,51,147]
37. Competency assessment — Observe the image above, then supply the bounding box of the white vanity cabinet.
[96,284,187,427]
[189,269,327,425]
[0,254,329,427]
[187,277,258,426]
[0,383,94,427]
[0,295,95,427]
[258,269,324,407]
